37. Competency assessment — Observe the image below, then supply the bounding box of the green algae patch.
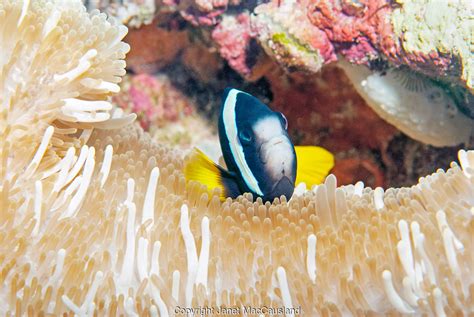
[272,32,310,53]
[270,32,324,72]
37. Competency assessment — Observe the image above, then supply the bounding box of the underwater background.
[0,0,472,315]
[89,0,473,189]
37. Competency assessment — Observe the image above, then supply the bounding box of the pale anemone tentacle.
[353,180,364,197]
[32,180,43,236]
[1,0,132,172]
[172,270,181,303]
[52,147,76,193]
[180,204,199,307]
[382,270,415,314]
[374,187,385,211]
[142,167,160,224]
[195,216,210,289]
[306,234,317,284]
[119,201,137,288]
[1,120,473,314]
[99,144,113,188]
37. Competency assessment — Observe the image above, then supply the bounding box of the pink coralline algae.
[113,74,194,130]
[170,0,472,91]
[251,0,472,90]
[98,0,472,90]
[251,1,337,73]
[306,0,393,64]
[212,12,255,77]
[163,0,230,26]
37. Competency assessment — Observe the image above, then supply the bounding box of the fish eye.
[279,113,288,130]
[239,129,253,144]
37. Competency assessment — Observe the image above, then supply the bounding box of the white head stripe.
[223,89,263,196]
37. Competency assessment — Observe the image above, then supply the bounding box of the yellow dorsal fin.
[295,146,334,187]
[184,148,228,200]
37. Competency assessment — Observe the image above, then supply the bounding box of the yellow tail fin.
[295,146,334,187]
[184,148,228,200]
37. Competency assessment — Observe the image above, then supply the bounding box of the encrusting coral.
[145,0,473,93]
[1,0,473,315]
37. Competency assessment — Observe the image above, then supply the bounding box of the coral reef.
[161,0,230,26]
[1,0,473,315]
[251,0,474,146]
[251,0,336,73]
[136,0,474,148]
[253,0,473,92]
[211,12,255,77]
[144,0,473,92]
[83,0,155,27]
[113,74,194,130]
[390,0,473,89]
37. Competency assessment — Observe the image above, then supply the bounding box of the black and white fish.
[185,88,334,202]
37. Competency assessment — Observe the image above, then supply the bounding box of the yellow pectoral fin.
[295,145,335,187]
[184,148,228,200]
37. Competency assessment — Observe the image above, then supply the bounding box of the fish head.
[251,112,296,200]
[218,88,296,201]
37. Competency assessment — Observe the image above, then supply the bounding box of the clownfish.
[185,88,334,202]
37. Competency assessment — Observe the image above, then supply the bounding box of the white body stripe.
[223,89,263,196]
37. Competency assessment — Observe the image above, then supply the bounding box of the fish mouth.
[265,175,294,201]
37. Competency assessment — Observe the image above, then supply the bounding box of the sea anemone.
[1,122,473,315]
[0,0,134,208]
[1,0,473,315]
